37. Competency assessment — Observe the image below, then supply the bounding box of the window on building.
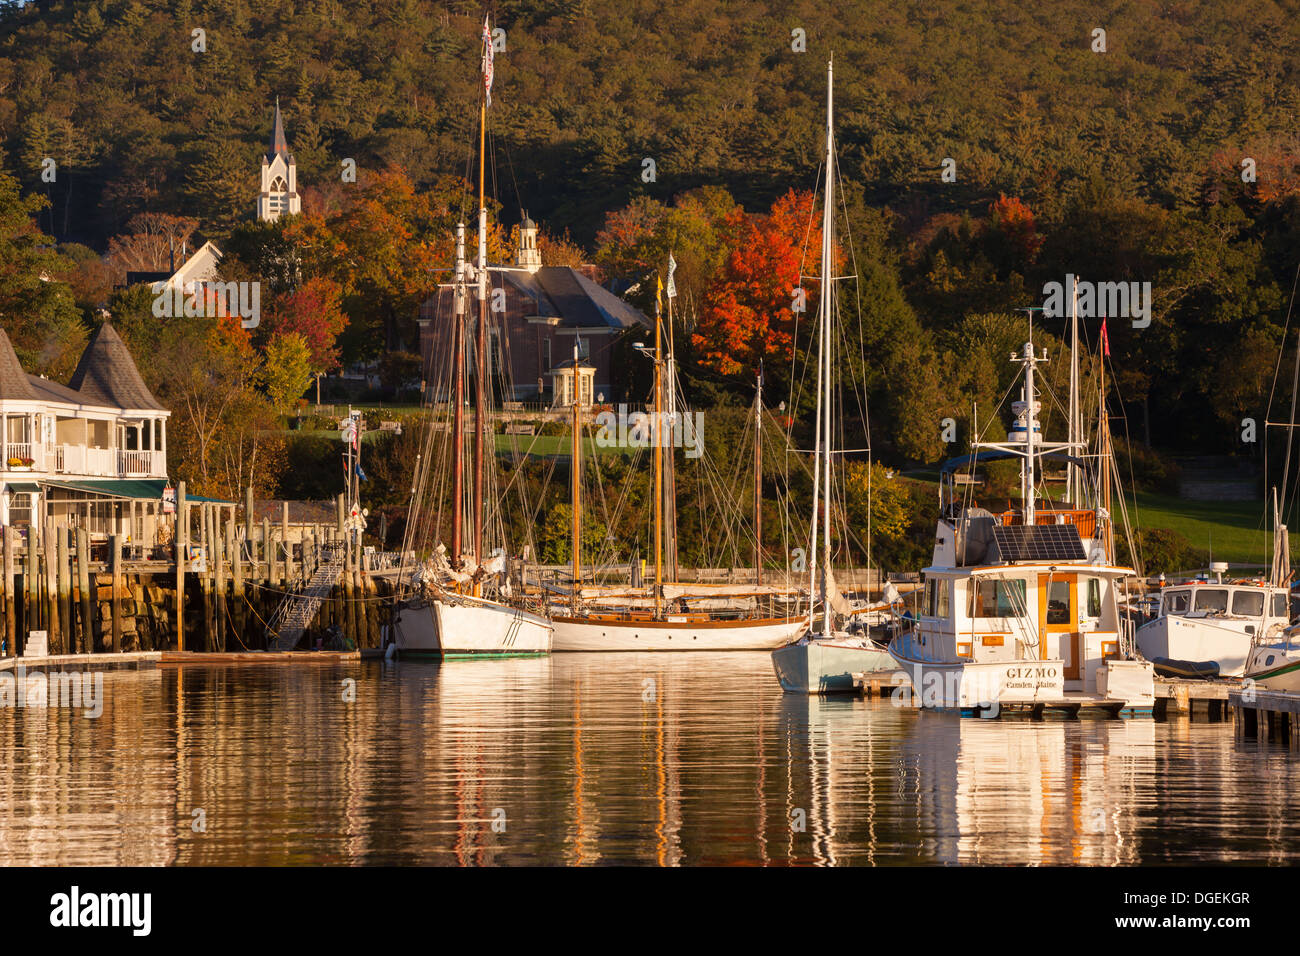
[6,492,32,527]
[969,579,1026,618]
[542,339,552,373]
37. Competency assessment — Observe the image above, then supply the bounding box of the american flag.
[481,16,494,108]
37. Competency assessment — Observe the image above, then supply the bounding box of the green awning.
[40,479,231,503]
[3,482,40,493]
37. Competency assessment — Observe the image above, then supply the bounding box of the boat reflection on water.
[1,653,1298,865]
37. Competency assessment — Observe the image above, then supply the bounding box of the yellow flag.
[656,274,663,316]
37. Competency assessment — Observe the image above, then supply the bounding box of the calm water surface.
[2,652,1297,865]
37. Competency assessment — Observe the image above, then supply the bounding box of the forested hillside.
[3,0,1300,479]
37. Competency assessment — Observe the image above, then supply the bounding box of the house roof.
[0,327,38,402]
[68,322,165,411]
[433,266,650,331]
[27,374,88,405]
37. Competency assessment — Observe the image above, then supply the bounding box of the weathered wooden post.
[281,500,291,584]
[259,516,269,585]
[2,529,14,657]
[57,528,73,653]
[231,510,245,641]
[25,535,37,643]
[110,534,123,653]
[244,485,254,549]
[76,527,93,653]
[44,518,60,654]
[176,480,187,653]
[199,503,212,651]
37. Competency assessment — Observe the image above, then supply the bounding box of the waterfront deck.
[1229,687,1300,747]
[1,649,360,672]
[853,669,1237,720]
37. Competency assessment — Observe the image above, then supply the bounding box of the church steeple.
[257,97,301,223]
[268,96,291,161]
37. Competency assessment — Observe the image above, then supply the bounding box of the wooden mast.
[664,287,678,583]
[754,364,763,587]
[571,344,581,614]
[473,22,489,595]
[1099,336,1114,563]
[654,278,664,618]
[451,223,467,571]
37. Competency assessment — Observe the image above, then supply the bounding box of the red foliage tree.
[692,189,821,376]
[262,275,348,372]
[989,194,1044,262]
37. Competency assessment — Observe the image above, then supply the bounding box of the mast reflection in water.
[0,654,1296,865]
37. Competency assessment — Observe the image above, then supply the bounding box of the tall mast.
[451,223,467,570]
[819,58,835,639]
[754,364,763,587]
[665,288,678,583]
[1068,278,1080,505]
[1022,342,1039,526]
[654,276,664,618]
[473,18,491,591]
[571,344,581,614]
[1098,334,1115,562]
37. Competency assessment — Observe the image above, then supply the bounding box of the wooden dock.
[0,483,395,660]
[851,670,1238,720]
[0,649,361,671]
[1229,687,1300,747]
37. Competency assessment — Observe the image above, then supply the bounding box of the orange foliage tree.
[692,189,822,377]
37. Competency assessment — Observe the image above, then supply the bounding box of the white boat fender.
[385,642,397,661]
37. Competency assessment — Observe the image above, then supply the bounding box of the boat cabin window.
[1194,589,1229,613]
[1274,594,1289,619]
[1084,578,1102,618]
[1045,580,1070,624]
[1164,589,1190,614]
[1231,590,1264,616]
[923,578,951,617]
[969,579,1026,618]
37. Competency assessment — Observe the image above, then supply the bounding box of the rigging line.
[1265,257,1300,511]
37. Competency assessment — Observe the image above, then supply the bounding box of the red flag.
[1100,316,1110,357]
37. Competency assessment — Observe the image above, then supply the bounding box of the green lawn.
[494,434,631,457]
[1126,492,1278,566]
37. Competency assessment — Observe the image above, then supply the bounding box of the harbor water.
[1,652,1298,865]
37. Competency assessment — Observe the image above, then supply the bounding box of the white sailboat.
[391,19,552,658]
[887,315,1155,716]
[770,59,894,694]
[549,227,804,650]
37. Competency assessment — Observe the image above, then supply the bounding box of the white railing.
[118,450,154,475]
[3,443,42,471]
[6,443,166,478]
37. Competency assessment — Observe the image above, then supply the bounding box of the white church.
[163,100,302,294]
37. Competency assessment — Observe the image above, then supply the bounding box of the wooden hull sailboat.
[393,592,552,658]
[552,613,804,652]
[390,19,551,659]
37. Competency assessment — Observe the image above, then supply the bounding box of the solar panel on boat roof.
[989,524,1087,563]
